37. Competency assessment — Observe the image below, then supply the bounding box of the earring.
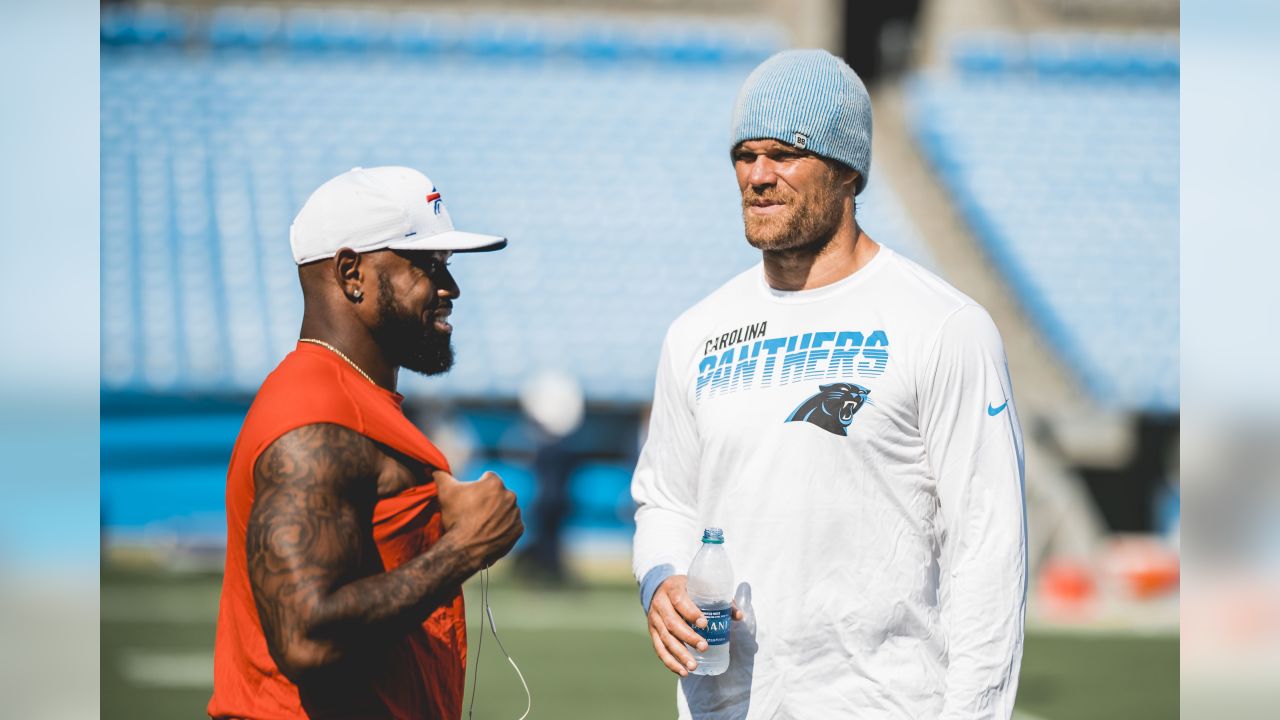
[352,289,363,299]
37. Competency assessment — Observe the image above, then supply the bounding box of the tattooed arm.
[246,423,522,683]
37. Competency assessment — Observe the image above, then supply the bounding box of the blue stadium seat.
[388,11,456,55]
[283,8,389,53]
[101,4,189,46]
[208,6,284,48]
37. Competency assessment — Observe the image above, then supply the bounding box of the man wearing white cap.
[632,50,1027,718]
[209,166,523,720]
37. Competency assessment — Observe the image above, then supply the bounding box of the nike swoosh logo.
[987,401,1008,416]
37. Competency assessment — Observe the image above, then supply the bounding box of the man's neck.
[298,313,399,392]
[761,219,880,292]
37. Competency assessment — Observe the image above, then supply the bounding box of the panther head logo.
[785,382,871,437]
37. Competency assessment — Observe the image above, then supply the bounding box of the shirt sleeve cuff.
[639,563,677,615]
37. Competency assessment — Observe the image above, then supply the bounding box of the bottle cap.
[702,528,724,544]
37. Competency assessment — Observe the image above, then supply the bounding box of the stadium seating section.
[101,5,932,404]
[909,33,1178,413]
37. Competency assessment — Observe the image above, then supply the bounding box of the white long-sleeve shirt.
[632,246,1026,720]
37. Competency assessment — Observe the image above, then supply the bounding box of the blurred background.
[98,0,1180,717]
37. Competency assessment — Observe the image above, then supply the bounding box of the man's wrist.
[432,532,485,581]
[639,564,678,614]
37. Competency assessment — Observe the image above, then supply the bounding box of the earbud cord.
[466,564,487,720]
[466,566,532,720]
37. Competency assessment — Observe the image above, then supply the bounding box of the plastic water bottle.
[686,527,733,676]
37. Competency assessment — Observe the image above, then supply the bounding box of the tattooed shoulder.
[253,423,380,496]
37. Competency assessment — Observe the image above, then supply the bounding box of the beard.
[742,175,847,252]
[374,274,455,377]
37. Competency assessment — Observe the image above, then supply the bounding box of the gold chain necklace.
[298,338,377,387]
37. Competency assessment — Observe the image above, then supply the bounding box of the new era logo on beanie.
[731,49,873,195]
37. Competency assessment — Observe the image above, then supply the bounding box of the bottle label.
[693,606,731,646]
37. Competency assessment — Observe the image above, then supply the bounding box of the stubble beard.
[375,274,455,377]
[742,181,847,253]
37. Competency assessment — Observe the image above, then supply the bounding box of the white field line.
[102,602,219,624]
[116,649,214,689]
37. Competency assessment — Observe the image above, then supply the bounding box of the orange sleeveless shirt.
[209,342,467,719]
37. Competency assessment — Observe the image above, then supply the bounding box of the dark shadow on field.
[682,581,757,720]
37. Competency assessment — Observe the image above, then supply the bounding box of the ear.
[333,248,364,302]
[843,170,861,195]
[819,383,838,392]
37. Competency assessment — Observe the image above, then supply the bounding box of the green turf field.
[102,565,1177,719]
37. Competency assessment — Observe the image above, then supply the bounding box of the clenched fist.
[434,469,524,573]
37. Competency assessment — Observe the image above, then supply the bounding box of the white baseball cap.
[289,166,506,264]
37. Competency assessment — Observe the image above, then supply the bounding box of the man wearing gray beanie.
[632,49,1026,719]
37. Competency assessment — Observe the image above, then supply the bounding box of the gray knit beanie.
[731,49,873,195]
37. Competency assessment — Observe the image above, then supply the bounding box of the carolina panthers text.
[695,330,890,402]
